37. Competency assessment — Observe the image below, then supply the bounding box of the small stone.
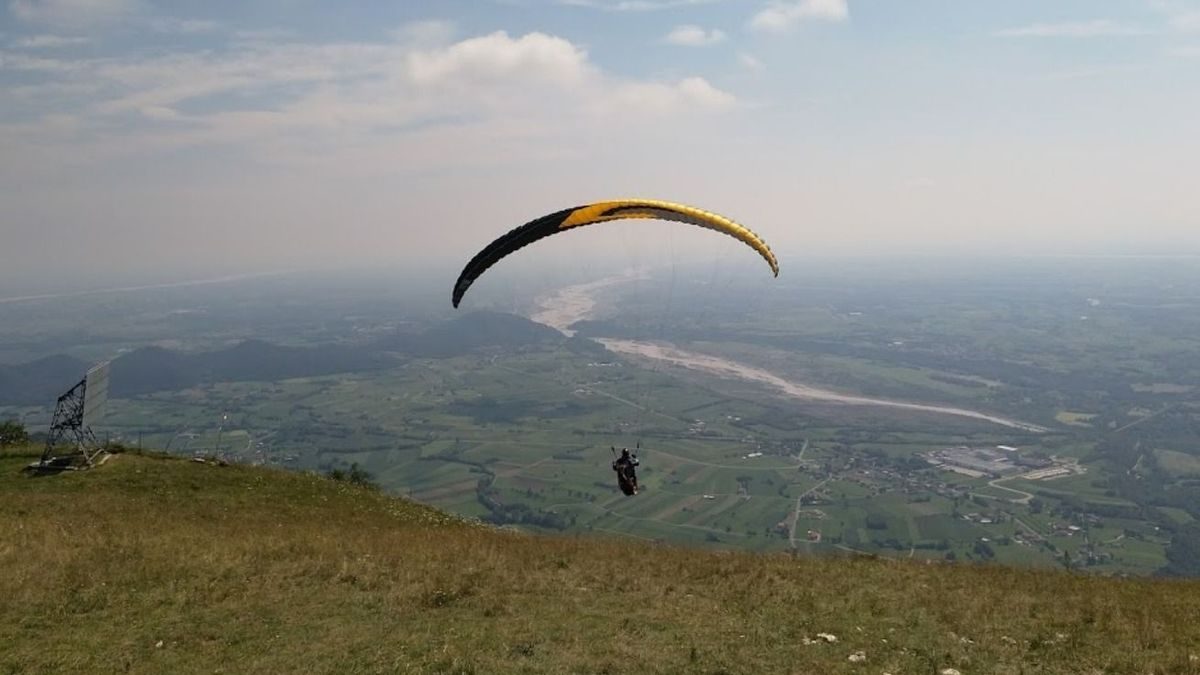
[155,640,164,649]
[940,669,962,675]
[848,651,867,663]
[817,633,838,643]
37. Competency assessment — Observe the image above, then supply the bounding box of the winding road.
[788,478,831,549]
[983,477,1036,504]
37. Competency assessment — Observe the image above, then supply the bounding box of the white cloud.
[1147,1,1200,33]
[406,31,589,87]
[0,30,737,166]
[389,19,456,46]
[9,0,139,26]
[11,34,88,48]
[633,76,734,107]
[737,52,763,70]
[995,20,1152,38]
[0,50,85,72]
[147,17,220,34]
[1033,64,1144,81]
[749,0,848,33]
[10,0,220,36]
[560,0,719,11]
[599,75,735,119]
[664,24,726,46]
[232,28,298,44]
[1168,11,1200,32]
[674,76,736,107]
[138,105,179,120]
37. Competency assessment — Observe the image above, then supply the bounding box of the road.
[788,478,831,549]
[1113,405,1174,433]
[982,477,1035,505]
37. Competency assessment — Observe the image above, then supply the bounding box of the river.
[530,275,1048,433]
[528,270,644,337]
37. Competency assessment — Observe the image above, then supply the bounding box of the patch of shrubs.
[0,420,29,447]
[327,462,379,489]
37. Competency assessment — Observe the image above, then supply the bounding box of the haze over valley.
[4,256,1199,576]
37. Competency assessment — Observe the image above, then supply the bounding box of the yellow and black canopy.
[451,199,779,308]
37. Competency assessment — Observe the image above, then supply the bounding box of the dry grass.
[2,447,1199,674]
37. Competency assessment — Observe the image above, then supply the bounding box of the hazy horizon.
[3,0,1199,285]
[4,250,1199,307]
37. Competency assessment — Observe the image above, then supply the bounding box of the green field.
[1157,449,1200,477]
[6,342,1152,573]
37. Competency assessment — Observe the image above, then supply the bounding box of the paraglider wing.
[451,199,779,308]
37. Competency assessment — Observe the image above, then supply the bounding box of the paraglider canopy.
[451,199,779,308]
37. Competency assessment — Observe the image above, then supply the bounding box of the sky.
[1,0,1199,288]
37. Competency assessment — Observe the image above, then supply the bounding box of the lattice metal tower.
[39,361,109,468]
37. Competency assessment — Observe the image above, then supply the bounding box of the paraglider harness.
[611,445,640,496]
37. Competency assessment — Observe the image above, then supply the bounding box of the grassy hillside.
[2,447,1198,675]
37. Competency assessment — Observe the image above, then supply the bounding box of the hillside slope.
[0,311,588,405]
[2,448,1198,675]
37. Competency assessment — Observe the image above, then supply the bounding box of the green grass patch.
[1055,411,1096,427]
[1159,507,1195,525]
[1155,449,1200,477]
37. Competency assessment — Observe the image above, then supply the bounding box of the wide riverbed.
[530,275,1047,433]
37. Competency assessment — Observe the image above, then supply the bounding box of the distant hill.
[0,341,391,404]
[0,354,89,405]
[375,311,570,358]
[0,313,611,405]
[1,447,1197,674]
[109,340,392,397]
